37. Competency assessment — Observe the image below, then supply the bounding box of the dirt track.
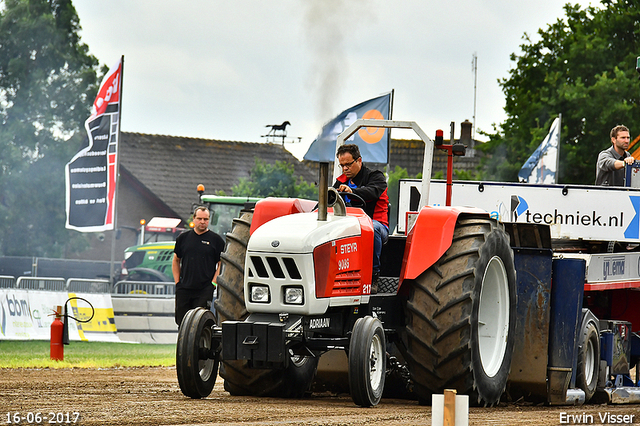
[1,367,639,426]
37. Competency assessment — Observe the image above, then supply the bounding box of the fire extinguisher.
[49,297,94,362]
[50,305,64,361]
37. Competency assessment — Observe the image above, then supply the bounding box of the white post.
[432,391,469,426]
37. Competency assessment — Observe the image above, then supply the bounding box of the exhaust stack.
[318,162,329,221]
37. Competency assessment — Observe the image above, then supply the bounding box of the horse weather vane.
[262,121,301,145]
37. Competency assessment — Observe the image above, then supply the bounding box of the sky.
[73,0,597,160]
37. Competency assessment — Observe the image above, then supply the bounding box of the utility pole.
[472,53,478,140]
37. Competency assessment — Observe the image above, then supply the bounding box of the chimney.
[460,119,475,155]
[460,119,472,143]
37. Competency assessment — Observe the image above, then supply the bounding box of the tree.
[232,159,318,199]
[387,165,414,232]
[0,0,99,256]
[480,0,640,184]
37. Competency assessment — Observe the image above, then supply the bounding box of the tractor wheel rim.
[290,351,307,367]
[585,337,595,386]
[199,326,214,380]
[369,333,383,390]
[478,255,509,377]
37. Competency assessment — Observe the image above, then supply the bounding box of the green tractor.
[121,189,260,282]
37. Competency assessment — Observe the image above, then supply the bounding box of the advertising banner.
[398,180,640,243]
[0,289,119,342]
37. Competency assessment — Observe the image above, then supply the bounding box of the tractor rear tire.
[401,215,516,406]
[214,211,318,398]
[576,321,600,402]
[176,307,219,398]
[348,316,386,407]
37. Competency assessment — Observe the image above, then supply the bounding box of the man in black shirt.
[172,206,225,326]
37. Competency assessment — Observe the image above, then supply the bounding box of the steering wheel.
[337,191,366,208]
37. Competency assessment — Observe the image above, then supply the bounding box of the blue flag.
[304,93,392,163]
[518,115,561,184]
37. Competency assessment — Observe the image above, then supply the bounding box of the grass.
[0,340,176,368]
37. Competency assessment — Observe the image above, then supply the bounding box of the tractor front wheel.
[176,307,219,398]
[348,316,386,407]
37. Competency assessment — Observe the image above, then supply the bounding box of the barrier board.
[398,179,640,243]
[0,289,119,342]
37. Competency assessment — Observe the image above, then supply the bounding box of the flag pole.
[555,113,562,184]
[386,89,395,177]
[109,55,124,288]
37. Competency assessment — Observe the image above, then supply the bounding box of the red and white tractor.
[176,120,518,407]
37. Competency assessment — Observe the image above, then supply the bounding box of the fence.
[113,281,176,295]
[16,277,66,291]
[112,294,178,344]
[0,256,114,281]
[4,277,112,293]
[1,276,178,344]
[0,275,15,288]
[66,278,111,294]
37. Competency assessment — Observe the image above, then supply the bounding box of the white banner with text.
[0,289,119,342]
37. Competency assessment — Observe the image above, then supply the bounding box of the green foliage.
[480,0,640,184]
[387,165,410,206]
[387,165,419,231]
[232,158,318,199]
[454,168,481,180]
[387,165,422,198]
[434,169,481,180]
[0,340,176,368]
[0,0,100,256]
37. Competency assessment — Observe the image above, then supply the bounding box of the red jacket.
[334,165,389,227]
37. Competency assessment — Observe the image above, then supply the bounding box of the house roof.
[119,132,318,220]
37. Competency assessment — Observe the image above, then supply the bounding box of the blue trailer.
[502,223,640,404]
[399,178,640,405]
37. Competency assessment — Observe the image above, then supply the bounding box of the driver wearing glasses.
[333,144,389,293]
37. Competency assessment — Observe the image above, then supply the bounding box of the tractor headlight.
[250,284,270,303]
[284,287,304,305]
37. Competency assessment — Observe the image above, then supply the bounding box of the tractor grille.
[331,271,362,295]
[156,250,174,262]
[249,255,302,281]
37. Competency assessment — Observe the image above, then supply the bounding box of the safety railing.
[113,281,176,296]
[66,278,111,293]
[16,277,66,291]
[0,275,16,288]
[3,276,178,296]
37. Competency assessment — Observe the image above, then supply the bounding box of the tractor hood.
[247,212,361,254]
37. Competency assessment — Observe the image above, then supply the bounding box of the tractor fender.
[399,206,488,283]
[250,198,317,234]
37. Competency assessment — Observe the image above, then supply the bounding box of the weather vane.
[262,121,301,145]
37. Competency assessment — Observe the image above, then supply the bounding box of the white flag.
[518,115,561,184]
